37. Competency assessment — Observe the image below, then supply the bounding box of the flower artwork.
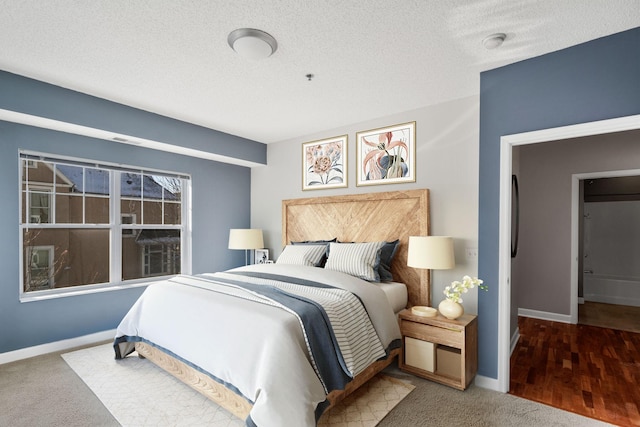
[302,135,348,190]
[443,275,488,304]
[356,122,416,186]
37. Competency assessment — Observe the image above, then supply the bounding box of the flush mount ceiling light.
[228,28,278,60]
[482,33,507,49]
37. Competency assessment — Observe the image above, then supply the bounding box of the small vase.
[438,299,464,320]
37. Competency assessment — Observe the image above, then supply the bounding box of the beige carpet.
[62,344,414,427]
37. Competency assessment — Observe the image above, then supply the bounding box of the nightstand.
[398,308,478,390]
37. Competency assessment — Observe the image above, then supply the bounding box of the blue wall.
[0,71,267,164]
[478,27,640,378]
[0,73,266,354]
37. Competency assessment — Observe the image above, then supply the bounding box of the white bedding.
[114,264,401,427]
[376,281,408,314]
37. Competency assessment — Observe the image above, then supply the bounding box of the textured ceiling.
[0,1,638,144]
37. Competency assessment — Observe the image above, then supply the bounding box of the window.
[20,152,190,299]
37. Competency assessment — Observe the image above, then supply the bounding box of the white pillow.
[276,244,326,267]
[324,242,385,282]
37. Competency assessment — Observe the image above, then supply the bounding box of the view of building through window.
[20,153,188,295]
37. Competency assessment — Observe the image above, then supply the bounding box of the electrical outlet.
[465,247,478,259]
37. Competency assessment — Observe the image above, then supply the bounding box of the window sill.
[19,277,173,303]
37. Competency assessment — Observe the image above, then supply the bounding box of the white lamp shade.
[228,229,264,250]
[407,236,455,270]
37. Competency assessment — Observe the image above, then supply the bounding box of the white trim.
[518,308,572,324]
[4,109,265,168]
[474,374,500,391]
[497,131,513,393]
[572,168,640,317]
[0,329,116,365]
[19,279,153,303]
[497,114,640,393]
[20,149,191,179]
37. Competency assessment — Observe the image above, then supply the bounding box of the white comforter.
[114,264,401,427]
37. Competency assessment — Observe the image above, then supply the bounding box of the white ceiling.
[1,1,639,144]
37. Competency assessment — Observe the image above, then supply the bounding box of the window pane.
[122,229,181,280]
[152,176,182,202]
[55,194,83,223]
[25,246,53,291]
[121,199,141,218]
[121,173,142,198]
[164,202,181,225]
[25,160,54,189]
[23,228,109,292]
[85,196,109,224]
[56,164,83,192]
[143,201,163,224]
[29,191,52,223]
[85,168,110,196]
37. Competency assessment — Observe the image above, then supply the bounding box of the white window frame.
[19,151,192,302]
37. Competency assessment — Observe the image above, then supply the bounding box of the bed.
[114,189,430,426]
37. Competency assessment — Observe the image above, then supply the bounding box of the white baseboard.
[0,329,116,365]
[578,297,585,304]
[474,374,500,391]
[518,308,572,324]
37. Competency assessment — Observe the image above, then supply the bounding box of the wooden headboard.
[282,189,430,307]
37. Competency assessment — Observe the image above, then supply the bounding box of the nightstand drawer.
[401,320,463,348]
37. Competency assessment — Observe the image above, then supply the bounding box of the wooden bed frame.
[135,188,430,420]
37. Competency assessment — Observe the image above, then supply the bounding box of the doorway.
[496,114,640,392]
[578,175,640,333]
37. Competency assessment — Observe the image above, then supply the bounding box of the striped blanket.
[203,271,388,391]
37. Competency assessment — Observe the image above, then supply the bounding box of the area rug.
[62,344,414,427]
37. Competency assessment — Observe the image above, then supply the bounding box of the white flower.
[443,275,488,303]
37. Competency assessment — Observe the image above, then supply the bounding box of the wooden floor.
[510,315,640,426]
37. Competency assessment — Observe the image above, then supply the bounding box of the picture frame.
[302,135,348,190]
[254,249,269,264]
[356,121,416,186]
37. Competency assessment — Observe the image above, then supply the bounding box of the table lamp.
[407,236,455,317]
[228,229,264,265]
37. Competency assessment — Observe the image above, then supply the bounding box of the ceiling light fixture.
[482,33,506,49]
[228,28,278,60]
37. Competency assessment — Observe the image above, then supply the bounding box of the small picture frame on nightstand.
[254,249,269,264]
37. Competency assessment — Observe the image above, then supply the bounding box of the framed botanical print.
[302,135,348,190]
[356,121,416,186]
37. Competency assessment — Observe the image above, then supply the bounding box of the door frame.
[574,169,640,309]
[496,114,640,393]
